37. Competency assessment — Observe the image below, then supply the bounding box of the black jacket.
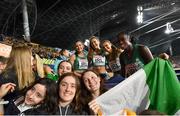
[55,105,88,115]
[4,100,20,115]
[4,96,48,115]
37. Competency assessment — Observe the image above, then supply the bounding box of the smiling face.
[59,76,76,104]
[75,41,84,53]
[102,41,112,53]
[58,61,72,75]
[82,71,101,93]
[24,84,46,106]
[90,38,100,50]
[118,34,131,50]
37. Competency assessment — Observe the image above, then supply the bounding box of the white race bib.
[93,55,106,66]
[78,58,88,70]
[109,58,121,72]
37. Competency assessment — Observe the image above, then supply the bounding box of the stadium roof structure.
[0,0,180,55]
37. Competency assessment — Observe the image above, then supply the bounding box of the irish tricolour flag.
[96,58,180,115]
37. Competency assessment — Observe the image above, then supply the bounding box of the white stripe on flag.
[96,69,150,115]
[175,110,180,115]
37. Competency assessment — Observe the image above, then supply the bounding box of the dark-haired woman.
[102,40,125,88]
[81,69,107,114]
[0,78,58,115]
[56,72,87,115]
[102,40,123,74]
[118,32,169,77]
[44,60,73,81]
[69,40,88,77]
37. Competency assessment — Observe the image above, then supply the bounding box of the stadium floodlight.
[84,39,90,47]
[165,22,174,34]
[137,6,143,24]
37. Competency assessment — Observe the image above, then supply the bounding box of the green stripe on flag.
[144,58,180,115]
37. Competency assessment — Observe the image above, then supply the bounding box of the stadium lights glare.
[165,22,174,34]
[137,6,143,24]
[84,39,90,47]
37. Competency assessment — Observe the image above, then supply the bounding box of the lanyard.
[59,105,69,116]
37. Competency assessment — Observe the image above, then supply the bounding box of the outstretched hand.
[159,53,169,60]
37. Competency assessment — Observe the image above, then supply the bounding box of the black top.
[4,96,54,115]
[55,105,88,115]
[4,99,20,115]
[23,105,88,115]
[23,106,55,115]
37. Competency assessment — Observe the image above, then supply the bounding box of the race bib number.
[109,60,121,72]
[125,63,140,77]
[78,59,88,70]
[93,55,106,66]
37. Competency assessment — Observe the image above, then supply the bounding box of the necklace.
[59,105,69,116]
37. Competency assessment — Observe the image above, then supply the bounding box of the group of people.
[0,32,169,115]
[0,69,106,115]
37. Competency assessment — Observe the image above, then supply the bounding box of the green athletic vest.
[74,51,88,71]
[123,44,145,77]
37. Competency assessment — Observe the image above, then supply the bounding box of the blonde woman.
[0,45,35,101]
[32,54,45,78]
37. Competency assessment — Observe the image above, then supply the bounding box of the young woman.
[44,60,73,81]
[88,36,110,80]
[118,32,154,77]
[56,72,87,115]
[118,32,169,78]
[58,49,70,61]
[81,69,107,114]
[102,40,124,75]
[102,40,125,88]
[69,40,88,77]
[0,45,35,101]
[58,61,73,76]
[0,78,58,115]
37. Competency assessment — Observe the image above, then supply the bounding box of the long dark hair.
[102,40,120,59]
[74,40,84,53]
[57,60,73,76]
[25,78,58,114]
[57,72,82,113]
[80,69,107,106]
